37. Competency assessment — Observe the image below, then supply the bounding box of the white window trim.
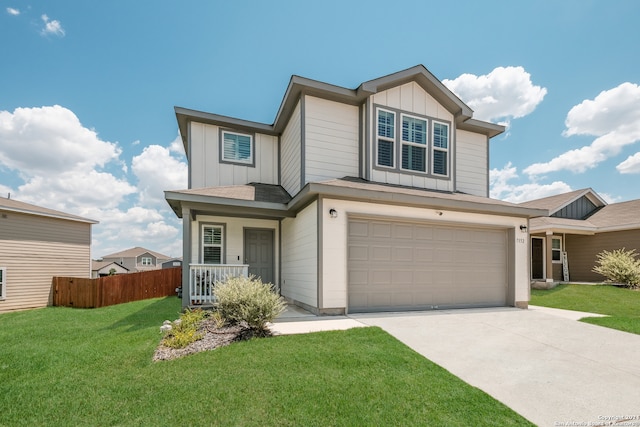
[141,257,153,266]
[551,237,562,264]
[400,113,428,173]
[376,108,396,169]
[201,224,225,264]
[220,130,254,166]
[0,267,6,300]
[431,120,450,177]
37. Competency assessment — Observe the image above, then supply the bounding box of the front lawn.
[0,297,532,426]
[531,284,640,334]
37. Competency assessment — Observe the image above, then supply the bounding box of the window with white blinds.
[202,225,223,264]
[222,131,253,165]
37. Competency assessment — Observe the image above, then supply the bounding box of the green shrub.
[213,275,285,332]
[593,248,640,288]
[161,308,206,349]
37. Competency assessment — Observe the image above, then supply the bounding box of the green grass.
[531,284,640,334]
[0,297,532,426]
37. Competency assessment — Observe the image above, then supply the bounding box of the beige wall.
[304,96,359,183]
[0,212,92,312]
[281,100,302,196]
[281,201,318,307]
[189,122,278,189]
[321,198,530,311]
[456,129,488,197]
[370,81,455,192]
[566,229,640,282]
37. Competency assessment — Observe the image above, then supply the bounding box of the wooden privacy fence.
[52,267,181,308]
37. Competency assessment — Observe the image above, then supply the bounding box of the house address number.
[516,238,526,244]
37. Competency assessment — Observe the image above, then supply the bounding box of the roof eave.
[289,182,547,218]
[0,206,98,224]
[164,190,294,219]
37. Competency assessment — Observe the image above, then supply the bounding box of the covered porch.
[165,183,293,308]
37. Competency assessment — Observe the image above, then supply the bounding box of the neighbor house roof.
[165,177,546,220]
[91,260,129,272]
[175,65,505,158]
[100,246,171,260]
[519,188,607,214]
[0,196,98,224]
[528,193,640,234]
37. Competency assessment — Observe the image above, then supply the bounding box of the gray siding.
[456,129,488,197]
[565,229,640,282]
[553,196,598,220]
[304,96,359,183]
[0,212,92,312]
[281,100,302,196]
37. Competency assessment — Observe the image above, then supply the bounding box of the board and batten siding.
[304,96,359,183]
[0,212,91,312]
[456,129,489,197]
[370,81,454,192]
[188,122,278,188]
[281,201,317,308]
[280,100,302,197]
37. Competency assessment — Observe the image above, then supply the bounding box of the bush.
[592,248,640,288]
[213,275,286,332]
[162,308,206,349]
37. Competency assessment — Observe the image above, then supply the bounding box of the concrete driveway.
[350,308,640,427]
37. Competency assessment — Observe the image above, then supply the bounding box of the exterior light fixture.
[329,209,338,218]
[520,225,528,233]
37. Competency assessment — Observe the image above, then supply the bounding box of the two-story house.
[98,247,171,273]
[165,65,545,314]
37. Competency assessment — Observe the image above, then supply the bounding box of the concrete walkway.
[350,308,640,427]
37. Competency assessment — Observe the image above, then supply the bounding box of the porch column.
[545,232,554,282]
[182,207,192,308]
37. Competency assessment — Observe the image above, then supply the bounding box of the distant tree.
[108,268,117,276]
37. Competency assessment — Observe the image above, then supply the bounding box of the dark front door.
[244,228,275,285]
[531,238,544,280]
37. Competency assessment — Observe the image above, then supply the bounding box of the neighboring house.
[99,247,172,273]
[0,196,97,313]
[521,188,640,283]
[165,65,545,314]
[91,260,130,278]
[162,258,182,269]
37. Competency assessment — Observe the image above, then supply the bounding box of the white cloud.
[131,143,187,207]
[490,162,572,203]
[0,104,183,258]
[41,14,65,37]
[526,82,640,176]
[6,7,20,15]
[617,152,640,174]
[0,105,120,175]
[443,66,547,124]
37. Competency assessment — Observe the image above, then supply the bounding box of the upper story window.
[375,106,450,178]
[202,225,224,264]
[376,109,395,167]
[0,267,6,300]
[141,257,153,266]
[432,121,449,176]
[221,130,254,165]
[401,115,427,173]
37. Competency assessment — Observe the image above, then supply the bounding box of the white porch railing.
[189,264,249,305]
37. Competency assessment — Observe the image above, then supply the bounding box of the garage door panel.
[348,218,508,313]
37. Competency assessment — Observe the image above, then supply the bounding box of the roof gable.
[176,65,505,154]
[520,188,607,216]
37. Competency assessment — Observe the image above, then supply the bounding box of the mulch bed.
[153,318,271,361]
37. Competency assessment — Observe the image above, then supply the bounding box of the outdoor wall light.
[520,225,528,232]
[329,208,338,218]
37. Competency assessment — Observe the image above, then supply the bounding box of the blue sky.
[1,1,639,258]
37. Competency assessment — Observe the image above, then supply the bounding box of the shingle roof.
[171,183,291,204]
[0,196,97,224]
[587,199,640,229]
[91,260,129,271]
[101,246,171,260]
[518,188,605,213]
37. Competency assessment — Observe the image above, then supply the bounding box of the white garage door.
[348,218,508,313]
